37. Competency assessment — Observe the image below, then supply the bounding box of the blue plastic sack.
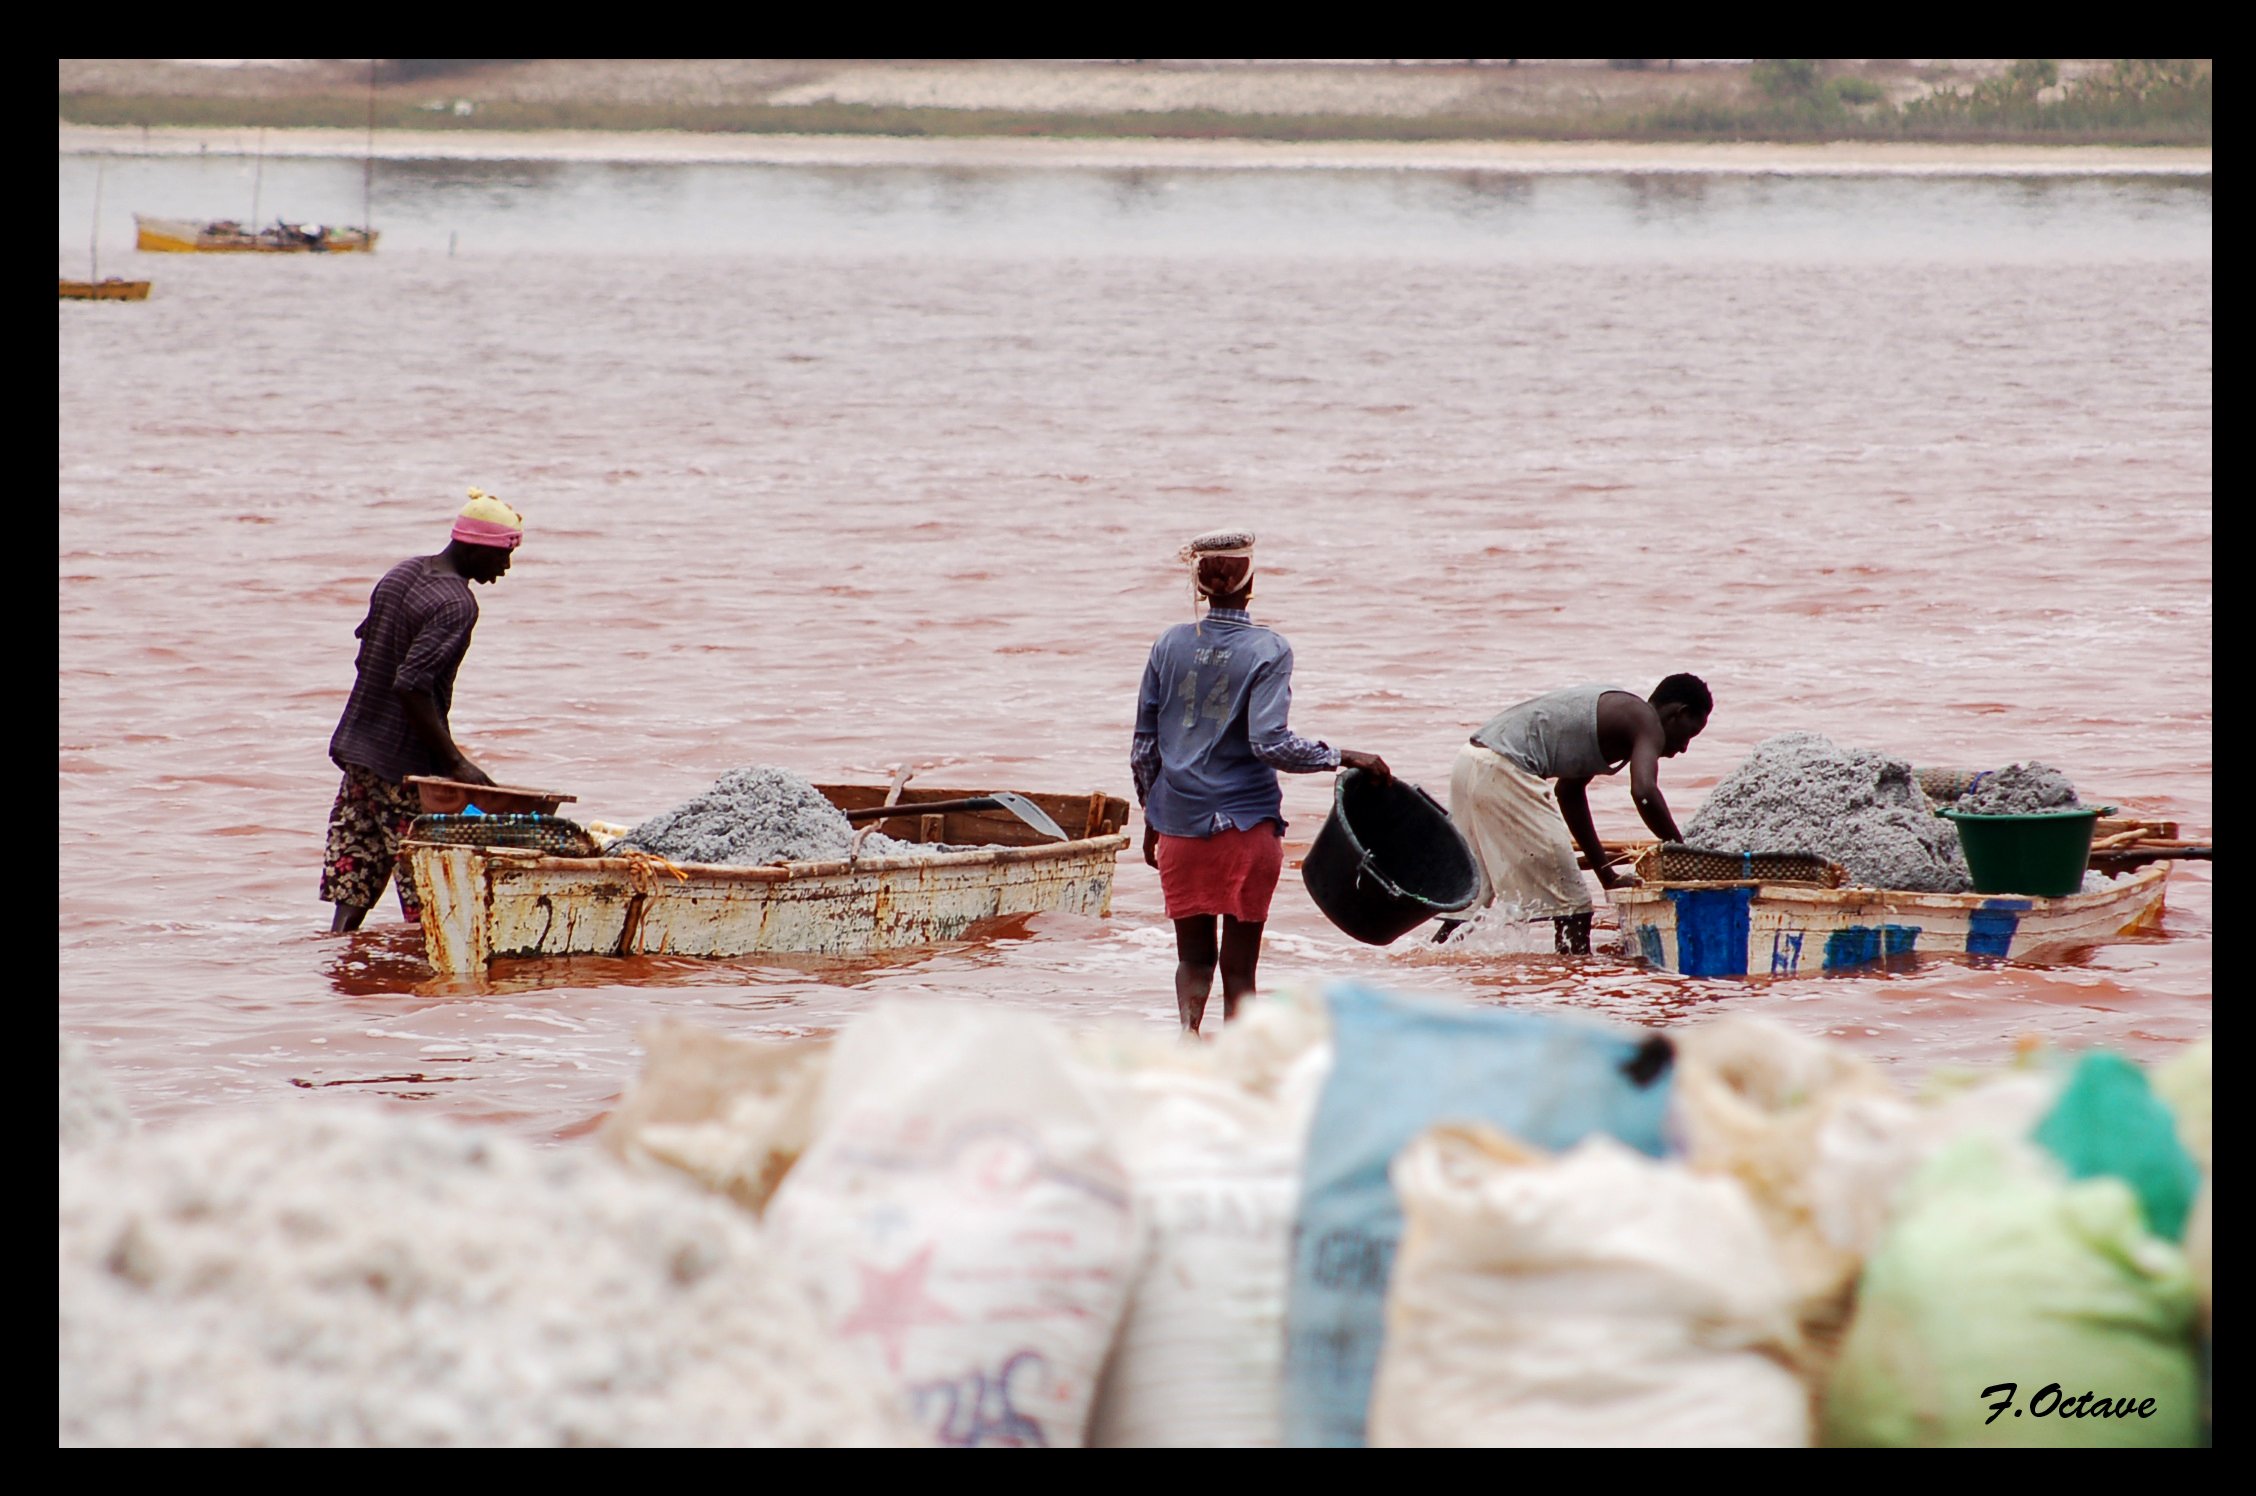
[1282,980,1677,1447]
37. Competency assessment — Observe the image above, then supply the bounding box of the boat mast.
[250,126,266,229]
[363,60,376,233]
[90,158,104,282]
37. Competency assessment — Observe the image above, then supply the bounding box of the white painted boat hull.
[407,835,1129,974]
[1608,864,2170,976]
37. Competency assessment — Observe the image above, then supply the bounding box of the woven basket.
[1915,766,1984,805]
[1637,843,1846,887]
[407,813,600,857]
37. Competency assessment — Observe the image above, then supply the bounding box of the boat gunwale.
[1608,860,2169,913]
[58,278,152,299]
[403,831,1132,885]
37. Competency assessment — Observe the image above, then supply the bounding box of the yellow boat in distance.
[134,215,378,254]
[59,277,152,300]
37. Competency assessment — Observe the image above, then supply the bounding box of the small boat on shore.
[59,277,150,300]
[406,783,1132,974]
[133,215,378,254]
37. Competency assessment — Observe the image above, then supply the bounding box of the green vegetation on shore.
[59,60,2211,148]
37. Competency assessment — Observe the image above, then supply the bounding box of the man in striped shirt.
[1131,531,1389,1034]
[321,490,523,933]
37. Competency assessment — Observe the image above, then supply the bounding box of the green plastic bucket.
[1937,808,2101,897]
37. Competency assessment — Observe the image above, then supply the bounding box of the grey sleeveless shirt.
[1471,684,1634,781]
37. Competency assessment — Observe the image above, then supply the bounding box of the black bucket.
[1301,768,1483,945]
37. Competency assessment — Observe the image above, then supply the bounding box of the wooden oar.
[842,793,1069,841]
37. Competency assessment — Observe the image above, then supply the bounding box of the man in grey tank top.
[1438,676,1712,952]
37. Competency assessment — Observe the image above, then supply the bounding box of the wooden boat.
[59,277,150,300]
[67,160,147,299]
[1609,863,2170,977]
[1598,805,2198,975]
[406,784,1132,974]
[134,215,378,254]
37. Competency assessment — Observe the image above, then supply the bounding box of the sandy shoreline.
[58,123,2213,176]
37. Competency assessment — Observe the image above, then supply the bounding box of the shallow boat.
[1610,862,2170,976]
[134,215,378,254]
[59,277,150,300]
[406,784,1131,974]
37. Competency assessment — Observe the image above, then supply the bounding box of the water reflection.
[61,153,2214,264]
[1105,167,1170,210]
[1619,171,1713,220]
[1441,169,1535,220]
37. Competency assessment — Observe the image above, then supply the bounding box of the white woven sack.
[1806,1071,2059,1259]
[1370,1125,1808,1448]
[765,1001,1138,1448]
[1082,1034,1330,1447]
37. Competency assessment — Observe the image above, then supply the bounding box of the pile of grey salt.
[1948,762,2083,816]
[611,765,930,865]
[1684,731,1974,892]
[58,1102,911,1447]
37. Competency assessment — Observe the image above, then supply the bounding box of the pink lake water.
[59,151,2211,1141]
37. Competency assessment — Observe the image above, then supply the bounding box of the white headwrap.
[1177,530,1255,629]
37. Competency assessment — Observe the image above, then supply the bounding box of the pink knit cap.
[452,488,524,550]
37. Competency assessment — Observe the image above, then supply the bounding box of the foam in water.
[59,1033,134,1150]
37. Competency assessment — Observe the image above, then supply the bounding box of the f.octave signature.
[1981,1382,2160,1424]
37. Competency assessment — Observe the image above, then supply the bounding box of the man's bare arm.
[1554,777,1626,890]
[1625,731,1683,844]
[397,687,492,786]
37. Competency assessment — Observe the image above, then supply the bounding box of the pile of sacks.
[60,993,2211,1447]
[596,987,2213,1449]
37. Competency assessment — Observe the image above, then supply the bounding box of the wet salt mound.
[612,765,925,865]
[1685,732,1973,893]
[58,1107,910,1447]
[59,1034,134,1150]
[1951,762,2081,816]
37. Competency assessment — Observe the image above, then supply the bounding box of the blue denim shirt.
[1130,609,1340,838]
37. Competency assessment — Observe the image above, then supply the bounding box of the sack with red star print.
[765,1001,1140,1448]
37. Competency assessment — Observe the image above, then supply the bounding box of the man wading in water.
[1131,531,1390,1034]
[320,489,523,933]
[1435,676,1712,954]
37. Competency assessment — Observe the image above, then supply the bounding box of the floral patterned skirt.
[319,764,424,920]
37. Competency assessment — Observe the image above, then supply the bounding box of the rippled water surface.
[59,152,2211,1140]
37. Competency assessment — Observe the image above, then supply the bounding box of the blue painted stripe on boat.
[1668,887,1751,976]
[1823,923,1922,970]
[1966,900,2025,957]
[1636,924,1665,966]
[1770,930,1805,975]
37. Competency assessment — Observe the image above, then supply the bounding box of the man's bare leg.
[330,902,371,934]
[1218,916,1265,1022]
[1173,916,1219,1034]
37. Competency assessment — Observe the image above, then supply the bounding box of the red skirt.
[1155,822,1285,922]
